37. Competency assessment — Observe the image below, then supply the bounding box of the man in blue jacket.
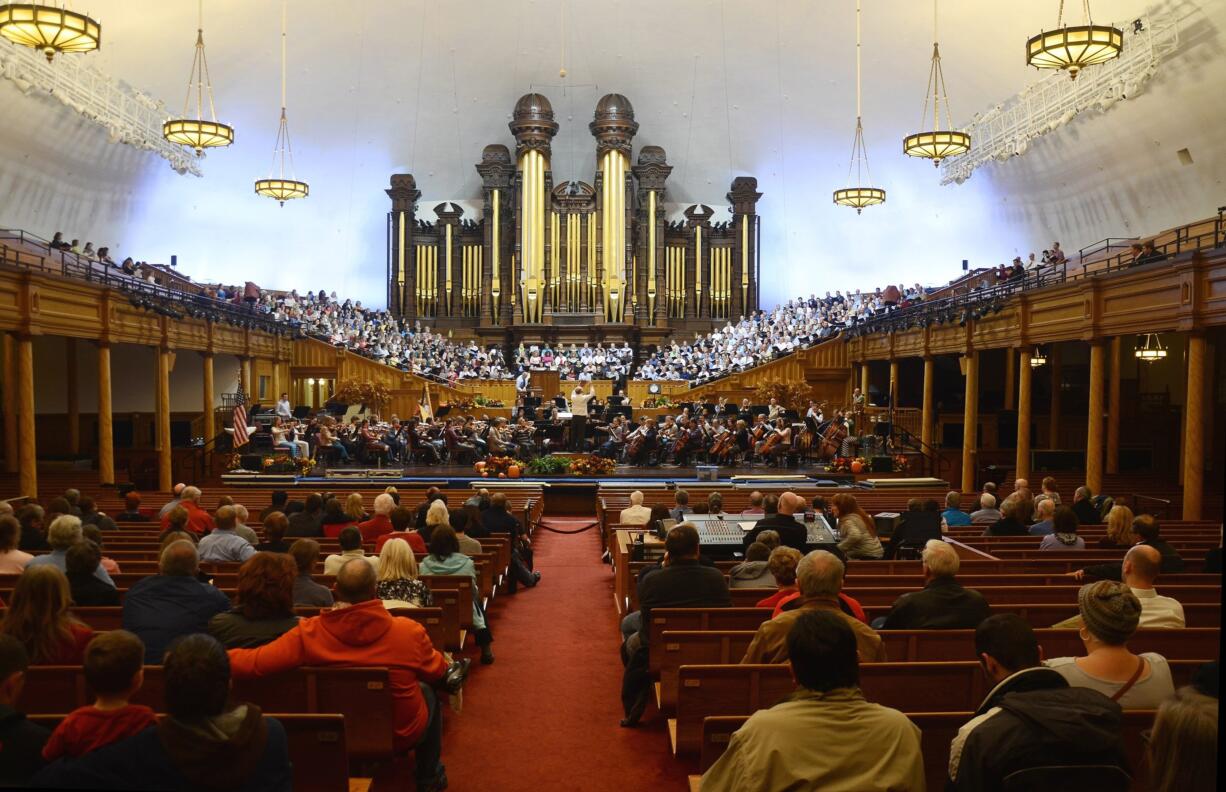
[123,541,232,663]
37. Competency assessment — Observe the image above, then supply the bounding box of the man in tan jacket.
[702,610,924,791]
[741,549,887,663]
[618,491,653,526]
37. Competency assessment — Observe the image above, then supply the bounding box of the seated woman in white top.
[1046,580,1175,709]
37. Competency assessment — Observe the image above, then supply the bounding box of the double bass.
[709,427,735,460]
[817,418,848,461]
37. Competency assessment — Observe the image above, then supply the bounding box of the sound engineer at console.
[743,492,809,552]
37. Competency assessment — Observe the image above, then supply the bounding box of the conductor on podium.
[570,384,596,451]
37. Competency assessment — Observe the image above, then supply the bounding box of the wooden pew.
[673,661,1202,756]
[29,713,359,792]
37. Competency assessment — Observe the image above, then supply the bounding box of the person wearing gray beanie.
[1044,580,1175,708]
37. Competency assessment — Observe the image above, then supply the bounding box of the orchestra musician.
[270,416,302,458]
[759,417,792,465]
[767,397,784,421]
[596,414,628,458]
[625,415,657,465]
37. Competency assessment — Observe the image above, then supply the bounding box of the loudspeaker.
[870,456,893,473]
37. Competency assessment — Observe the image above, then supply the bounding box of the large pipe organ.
[386,93,761,346]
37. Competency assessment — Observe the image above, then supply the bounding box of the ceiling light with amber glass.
[0,3,99,62]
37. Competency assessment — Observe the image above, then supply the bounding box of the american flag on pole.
[232,388,250,448]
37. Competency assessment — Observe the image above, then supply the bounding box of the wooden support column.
[1003,348,1015,410]
[888,360,899,407]
[16,335,36,498]
[66,338,80,456]
[202,353,215,443]
[272,356,281,403]
[97,343,114,485]
[1106,336,1121,475]
[239,356,250,397]
[1048,344,1062,448]
[2,334,17,474]
[920,356,935,451]
[156,347,172,493]
[961,351,979,493]
[1086,340,1106,494]
[1182,334,1206,520]
[860,364,870,402]
[1016,349,1032,483]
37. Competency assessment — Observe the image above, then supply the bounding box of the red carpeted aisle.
[438,517,690,791]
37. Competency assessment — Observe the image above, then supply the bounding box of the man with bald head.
[743,491,808,552]
[122,540,232,662]
[1055,544,1185,630]
[742,550,886,664]
[619,490,652,526]
[228,557,455,791]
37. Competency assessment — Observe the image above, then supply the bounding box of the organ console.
[386,93,762,348]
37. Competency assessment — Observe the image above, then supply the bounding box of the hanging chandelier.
[903,0,969,166]
[254,0,308,205]
[0,3,100,62]
[163,0,233,154]
[1030,346,1048,367]
[834,0,885,213]
[1026,0,1123,80]
[1134,333,1167,362]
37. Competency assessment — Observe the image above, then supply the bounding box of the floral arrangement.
[445,398,475,412]
[893,454,909,473]
[569,454,617,476]
[475,455,525,477]
[226,452,313,475]
[332,379,392,411]
[828,456,868,474]
[223,452,244,471]
[526,455,572,475]
[642,396,675,408]
[473,395,505,408]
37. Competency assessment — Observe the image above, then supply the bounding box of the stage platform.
[221,464,948,491]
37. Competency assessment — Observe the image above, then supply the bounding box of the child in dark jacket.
[42,631,156,760]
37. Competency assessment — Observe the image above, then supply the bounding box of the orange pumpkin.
[850,460,864,474]
[481,471,489,477]
[498,472,507,479]
[507,464,521,479]
[474,461,486,473]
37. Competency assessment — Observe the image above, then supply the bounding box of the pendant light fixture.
[254,0,308,205]
[163,0,234,154]
[0,2,100,62]
[1030,346,1048,367]
[903,0,969,166]
[833,0,885,214]
[1134,333,1167,363]
[1027,0,1123,80]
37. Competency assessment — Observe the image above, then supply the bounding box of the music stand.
[436,405,451,419]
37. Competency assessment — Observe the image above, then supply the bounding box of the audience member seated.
[985,492,1031,536]
[452,511,482,556]
[618,490,652,525]
[703,610,923,792]
[227,559,451,792]
[375,505,429,554]
[0,515,33,574]
[114,492,148,522]
[34,634,293,791]
[289,539,334,608]
[969,493,1001,525]
[41,631,156,761]
[261,490,296,522]
[122,540,232,663]
[740,491,766,516]
[831,493,883,559]
[15,505,49,553]
[1072,486,1102,525]
[377,538,434,608]
[620,523,730,727]
[1057,545,1185,630]
[25,515,115,586]
[209,553,301,649]
[755,546,803,610]
[319,497,355,538]
[156,483,186,519]
[286,493,324,537]
[1098,504,1137,548]
[65,541,120,607]
[420,525,493,663]
[323,526,379,576]
[0,566,94,665]
[1045,581,1175,708]
[1039,505,1085,550]
[729,542,776,588]
[1028,498,1056,536]
[358,493,396,542]
[0,634,49,785]
[883,498,942,558]
[1146,687,1218,792]
[946,614,1127,790]
[1075,515,1185,582]
[159,486,214,534]
[941,491,971,529]
[743,492,808,552]
[669,490,692,522]
[481,493,538,592]
[1033,476,1062,508]
[197,505,256,563]
[743,550,885,663]
[879,540,990,630]
[254,512,292,553]
[77,496,116,533]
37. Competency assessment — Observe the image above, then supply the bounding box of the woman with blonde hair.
[343,492,367,522]
[831,492,883,559]
[1147,686,1218,792]
[1099,504,1137,548]
[425,500,450,537]
[0,566,94,663]
[376,538,433,608]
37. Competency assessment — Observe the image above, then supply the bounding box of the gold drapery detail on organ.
[601,149,627,322]
[519,149,546,322]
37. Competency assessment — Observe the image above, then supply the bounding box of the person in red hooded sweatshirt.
[159,486,214,535]
[227,558,451,792]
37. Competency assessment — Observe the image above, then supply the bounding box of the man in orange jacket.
[227,559,451,791]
